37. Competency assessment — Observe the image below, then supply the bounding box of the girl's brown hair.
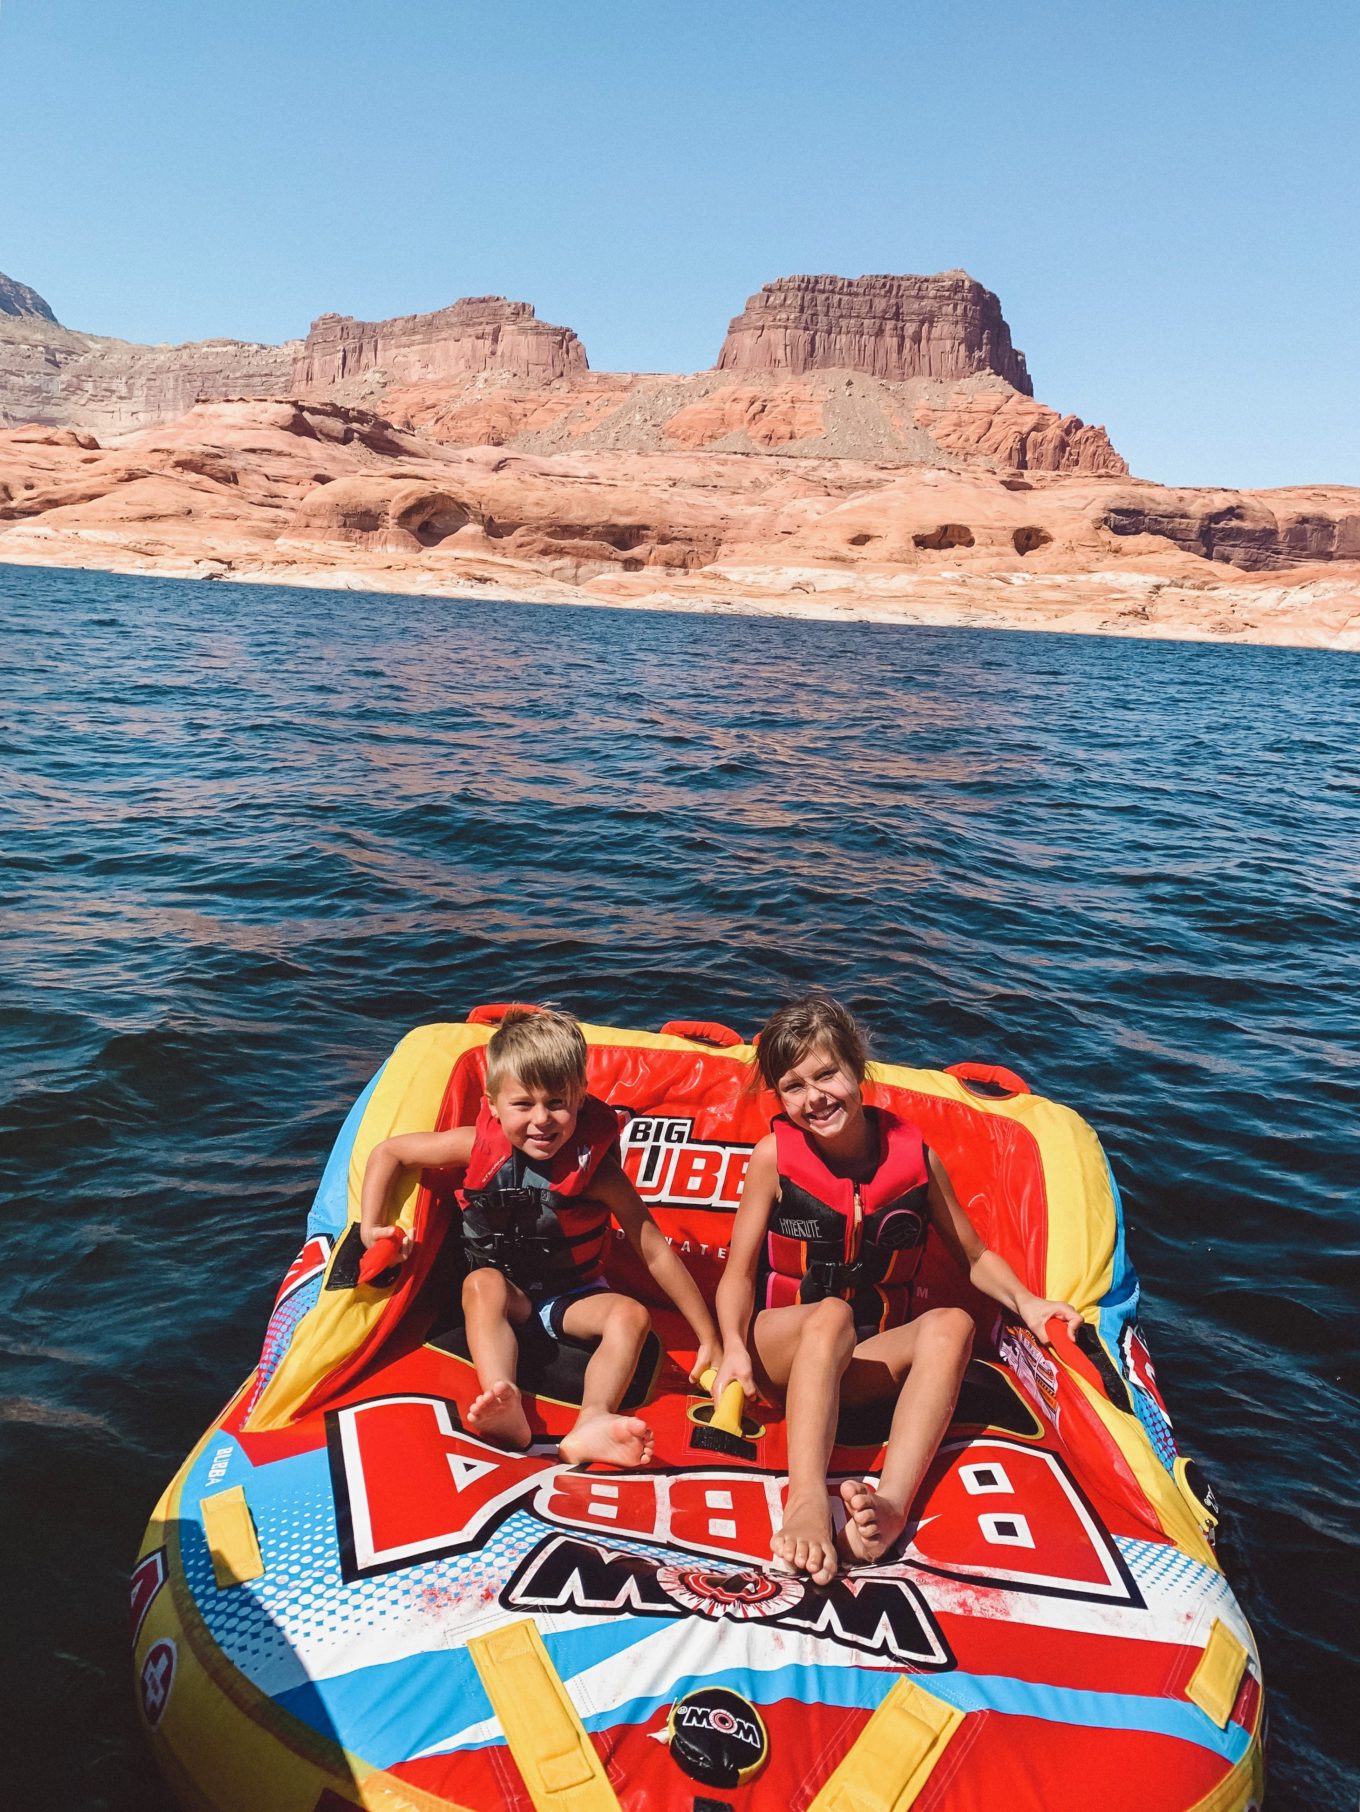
[755,992,869,1091]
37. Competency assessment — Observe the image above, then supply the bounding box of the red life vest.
[458,1094,620,1294]
[760,1108,932,1335]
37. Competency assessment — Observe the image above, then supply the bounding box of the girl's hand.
[689,1337,724,1385]
[713,1345,757,1403]
[1023,1297,1083,1345]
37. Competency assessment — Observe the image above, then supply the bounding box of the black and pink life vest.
[760,1107,932,1334]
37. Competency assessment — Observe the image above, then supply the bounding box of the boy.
[360,1007,720,1465]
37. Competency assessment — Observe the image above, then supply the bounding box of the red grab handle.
[659,1019,745,1048]
[467,1001,545,1026]
[358,1229,410,1284]
[946,1061,1030,1098]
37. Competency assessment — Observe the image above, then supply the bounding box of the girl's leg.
[753,1298,857,1585]
[837,1307,974,1564]
[556,1291,654,1467]
[463,1265,534,1449]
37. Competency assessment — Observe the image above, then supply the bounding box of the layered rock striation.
[293,297,588,388]
[0,321,298,439]
[716,272,1033,393]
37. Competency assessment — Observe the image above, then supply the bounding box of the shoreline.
[4,539,1358,651]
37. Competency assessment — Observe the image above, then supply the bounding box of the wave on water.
[1,563,1356,1810]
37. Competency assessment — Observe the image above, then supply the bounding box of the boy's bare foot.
[558,1412,654,1468]
[771,1492,838,1585]
[836,1477,909,1565]
[466,1381,532,1450]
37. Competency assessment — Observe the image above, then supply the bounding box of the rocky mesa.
[716,271,1033,392]
[0,264,1116,475]
[1,263,1356,646]
[292,296,588,388]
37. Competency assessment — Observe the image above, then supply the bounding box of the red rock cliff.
[716,272,1033,394]
[293,296,588,388]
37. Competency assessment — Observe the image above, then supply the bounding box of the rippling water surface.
[2,565,1356,1810]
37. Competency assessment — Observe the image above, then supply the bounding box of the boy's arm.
[712,1135,778,1401]
[593,1159,721,1382]
[358,1127,475,1251]
[925,1148,1082,1345]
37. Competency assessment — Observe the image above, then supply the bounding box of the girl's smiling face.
[774,1042,865,1144]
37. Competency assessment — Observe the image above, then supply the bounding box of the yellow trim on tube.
[1184,1736,1265,1812]
[244,1022,491,1431]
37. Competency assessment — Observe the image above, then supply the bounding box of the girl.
[714,994,1081,1585]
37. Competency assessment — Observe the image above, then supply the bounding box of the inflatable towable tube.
[134,1013,1265,1812]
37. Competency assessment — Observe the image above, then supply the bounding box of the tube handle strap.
[468,1618,621,1811]
[808,1677,963,1812]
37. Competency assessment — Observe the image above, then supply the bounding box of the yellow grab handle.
[698,1367,748,1438]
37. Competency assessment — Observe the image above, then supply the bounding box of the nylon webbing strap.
[467,1619,621,1812]
[809,1677,963,1812]
[200,1485,265,1589]
[1186,1618,1248,1728]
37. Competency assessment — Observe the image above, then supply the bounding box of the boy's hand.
[1023,1297,1083,1345]
[712,1345,757,1403]
[689,1337,724,1386]
[360,1223,410,1260]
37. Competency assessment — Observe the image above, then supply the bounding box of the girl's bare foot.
[771,1491,838,1585]
[466,1380,532,1450]
[558,1412,654,1468]
[836,1477,909,1565]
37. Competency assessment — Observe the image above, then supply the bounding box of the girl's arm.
[712,1135,779,1400]
[594,1160,721,1381]
[925,1148,1082,1345]
[358,1126,475,1251]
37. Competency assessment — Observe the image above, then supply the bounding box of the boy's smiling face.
[487,1070,582,1163]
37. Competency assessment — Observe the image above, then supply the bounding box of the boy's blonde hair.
[485,1006,588,1098]
[755,992,869,1092]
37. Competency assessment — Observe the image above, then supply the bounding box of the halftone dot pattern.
[184,1475,554,1694]
[1130,1382,1180,1473]
[1119,1536,1235,1615]
[243,1276,324,1416]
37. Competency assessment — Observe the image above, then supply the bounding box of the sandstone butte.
[1,267,1356,649]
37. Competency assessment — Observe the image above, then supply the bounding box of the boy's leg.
[752,1298,857,1586]
[555,1291,654,1467]
[463,1266,534,1449]
[837,1307,974,1565]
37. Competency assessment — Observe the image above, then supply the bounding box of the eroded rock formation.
[292,297,588,388]
[0,269,57,322]
[0,317,297,439]
[914,389,1126,475]
[716,272,1033,393]
[2,400,1356,657]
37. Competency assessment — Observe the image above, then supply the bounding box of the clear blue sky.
[2,0,1356,488]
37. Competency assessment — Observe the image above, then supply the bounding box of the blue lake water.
[1,563,1356,1809]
